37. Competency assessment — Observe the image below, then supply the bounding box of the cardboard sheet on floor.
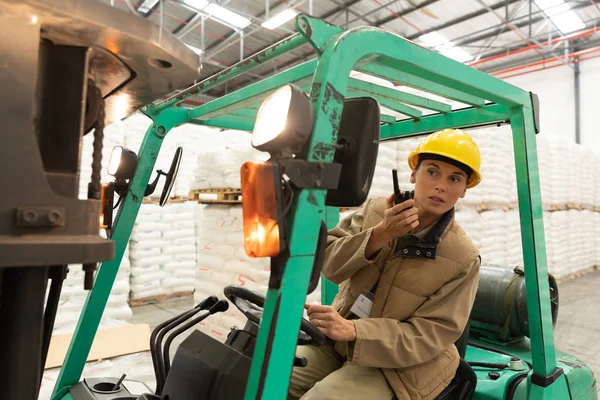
[45,323,151,369]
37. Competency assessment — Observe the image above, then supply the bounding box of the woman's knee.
[287,344,343,398]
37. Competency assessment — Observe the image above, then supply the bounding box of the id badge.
[349,291,374,319]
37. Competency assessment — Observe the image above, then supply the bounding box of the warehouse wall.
[502,60,599,154]
[579,57,600,154]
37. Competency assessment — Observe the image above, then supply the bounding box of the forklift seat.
[434,321,476,400]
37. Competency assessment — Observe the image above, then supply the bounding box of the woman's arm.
[344,257,480,369]
[322,199,377,284]
[323,196,419,284]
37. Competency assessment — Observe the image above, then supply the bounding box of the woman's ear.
[459,186,467,198]
[410,169,416,184]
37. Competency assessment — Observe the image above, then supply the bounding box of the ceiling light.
[534,0,567,16]
[262,9,298,30]
[186,44,203,55]
[419,31,472,63]
[550,11,585,33]
[419,31,449,48]
[138,0,159,13]
[205,3,251,29]
[534,0,585,34]
[182,0,209,10]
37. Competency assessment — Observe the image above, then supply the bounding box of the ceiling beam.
[202,0,364,56]
[475,16,600,68]
[483,36,600,74]
[371,0,443,28]
[402,0,523,40]
[327,0,377,26]
[452,1,591,49]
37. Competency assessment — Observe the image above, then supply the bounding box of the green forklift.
[3,1,595,399]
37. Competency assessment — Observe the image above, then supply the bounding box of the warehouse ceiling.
[99,0,600,101]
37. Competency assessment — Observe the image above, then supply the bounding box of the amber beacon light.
[240,161,286,258]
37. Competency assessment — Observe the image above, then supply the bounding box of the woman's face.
[410,159,468,216]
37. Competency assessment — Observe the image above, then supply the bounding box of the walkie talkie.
[392,169,412,209]
[392,169,402,205]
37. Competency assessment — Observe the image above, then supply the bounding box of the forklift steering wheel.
[223,285,326,346]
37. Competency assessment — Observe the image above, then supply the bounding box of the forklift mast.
[0,1,200,399]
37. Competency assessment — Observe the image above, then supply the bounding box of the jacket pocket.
[396,347,458,399]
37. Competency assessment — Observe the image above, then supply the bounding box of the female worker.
[288,129,482,400]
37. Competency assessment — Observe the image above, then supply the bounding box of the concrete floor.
[553,270,600,383]
[42,270,597,398]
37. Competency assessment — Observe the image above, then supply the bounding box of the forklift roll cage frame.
[52,14,567,400]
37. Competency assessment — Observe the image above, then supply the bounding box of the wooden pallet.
[129,290,194,307]
[478,201,514,212]
[188,188,242,204]
[549,204,568,211]
[142,197,189,204]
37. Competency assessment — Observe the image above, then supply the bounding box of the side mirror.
[144,147,183,206]
[160,147,183,206]
[325,97,380,207]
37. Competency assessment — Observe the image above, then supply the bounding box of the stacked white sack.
[595,212,600,267]
[170,124,203,198]
[580,147,595,209]
[53,247,132,334]
[394,137,421,193]
[536,136,554,209]
[190,129,268,190]
[194,204,270,342]
[595,157,600,209]
[129,204,170,300]
[369,142,401,198]
[78,121,126,199]
[129,203,197,300]
[544,139,569,207]
[566,142,584,208]
[161,202,197,294]
[579,210,596,272]
[564,209,595,276]
[543,211,569,278]
[504,209,524,268]
[478,210,509,266]
[462,127,515,209]
[454,208,482,250]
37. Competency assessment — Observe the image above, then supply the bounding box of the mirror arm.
[145,170,166,197]
[277,160,342,190]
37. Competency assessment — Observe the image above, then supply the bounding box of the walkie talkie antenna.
[392,169,402,205]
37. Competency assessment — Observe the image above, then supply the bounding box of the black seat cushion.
[434,359,477,400]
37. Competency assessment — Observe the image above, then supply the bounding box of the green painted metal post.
[380,103,510,140]
[52,109,188,399]
[321,206,339,306]
[509,106,568,397]
[243,27,353,400]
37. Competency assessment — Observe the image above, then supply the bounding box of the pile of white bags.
[369,142,401,198]
[190,130,267,191]
[193,205,270,341]
[53,247,132,334]
[129,203,197,301]
[462,128,516,209]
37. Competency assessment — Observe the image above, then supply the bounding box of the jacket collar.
[393,191,455,260]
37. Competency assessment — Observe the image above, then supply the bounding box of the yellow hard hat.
[408,129,482,188]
